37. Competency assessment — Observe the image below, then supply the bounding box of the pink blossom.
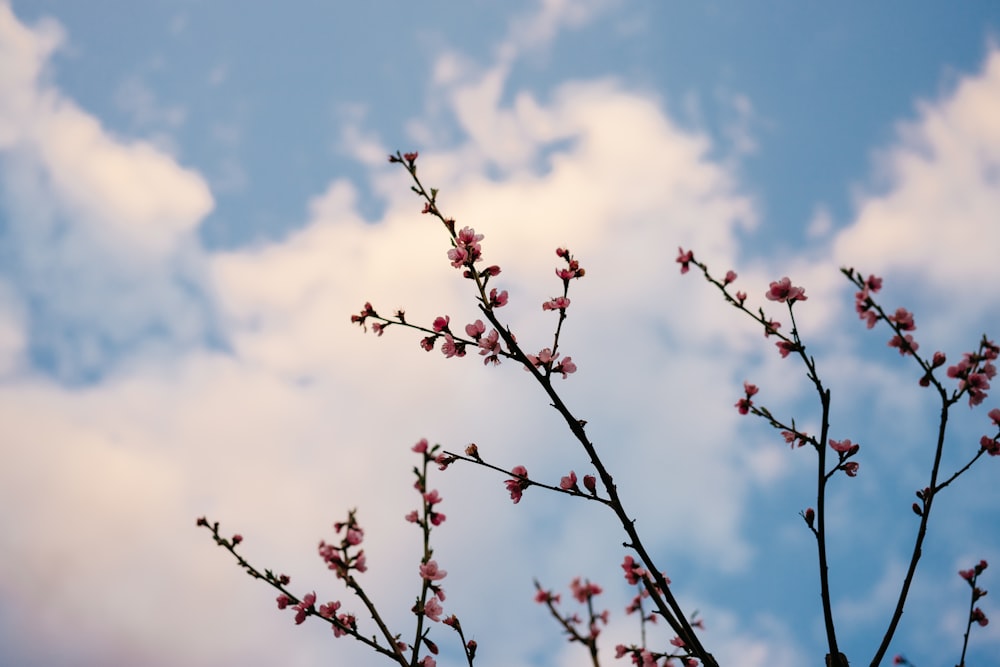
[560,470,578,490]
[724,270,737,285]
[736,290,747,305]
[843,461,860,477]
[972,607,989,627]
[402,151,418,163]
[345,528,363,546]
[763,318,781,337]
[676,247,694,274]
[542,296,571,311]
[765,277,808,303]
[505,465,530,504]
[440,334,466,358]
[319,601,341,618]
[489,288,508,308]
[829,438,856,453]
[989,408,1000,426]
[420,336,435,351]
[432,315,450,332]
[621,555,647,585]
[419,656,436,667]
[963,373,991,406]
[670,636,685,648]
[231,534,243,545]
[465,320,485,338]
[776,340,798,358]
[583,475,597,493]
[423,489,442,505]
[554,357,577,378]
[370,322,385,336]
[276,594,291,609]
[412,438,429,453]
[294,592,316,624]
[888,334,919,356]
[570,577,603,603]
[889,308,916,331]
[423,596,444,622]
[420,560,448,581]
[405,510,419,523]
[535,588,560,604]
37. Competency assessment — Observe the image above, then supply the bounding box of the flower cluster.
[946,338,998,406]
[959,560,990,629]
[555,247,586,282]
[853,273,883,329]
[318,511,368,579]
[525,347,577,379]
[735,381,758,415]
[829,438,861,477]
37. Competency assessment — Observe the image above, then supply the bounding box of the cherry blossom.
[676,247,694,274]
[765,277,808,303]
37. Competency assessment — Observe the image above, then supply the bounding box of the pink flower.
[231,534,243,545]
[843,461,860,477]
[432,315,450,332]
[403,151,418,163]
[423,489,442,505]
[776,340,798,358]
[465,320,485,338]
[765,277,808,303]
[489,288,508,308]
[963,373,991,406]
[294,592,316,624]
[535,588,560,604]
[318,601,341,618]
[440,334,466,358]
[276,594,291,609]
[570,577,603,603]
[412,438,429,453]
[560,470,578,490]
[583,475,597,493]
[829,438,855,453]
[724,270,737,285]
[554,357,577,378]
[621,555,647,585]
[423,596,444,622]
[889,308,916,331]
[736,381,758,415]
[888,334,919,356]
[505,465,529,504]
[736,290,747,305]
[676,247,694,274]
[670,636,685,648]
[419,560,448,581]
[405,510,419,523]
[989,408,1000,426]
[972,607,989,627]
[542,296,571,311]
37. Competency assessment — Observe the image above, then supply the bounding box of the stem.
[814,388,842,662]
[869,400,950,666]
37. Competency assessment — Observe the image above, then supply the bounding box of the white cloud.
[0,3,215,379]
[833,47,1000,338]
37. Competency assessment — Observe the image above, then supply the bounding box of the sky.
[1,1,1000,666]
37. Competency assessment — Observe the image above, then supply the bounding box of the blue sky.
[2,2,999,666]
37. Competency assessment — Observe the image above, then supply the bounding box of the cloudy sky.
[2,1,999,666]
